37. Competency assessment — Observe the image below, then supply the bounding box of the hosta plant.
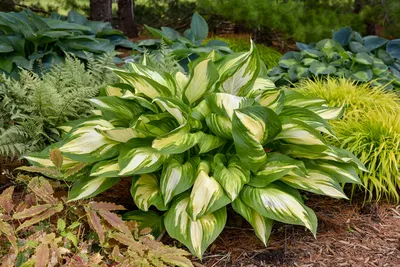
[0,175,192,266]
[268,27,400,90]
[26,43,365,259]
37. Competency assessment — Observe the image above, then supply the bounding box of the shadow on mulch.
[190,196,400,267]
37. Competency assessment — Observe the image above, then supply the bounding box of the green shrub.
[0,53,116,158]
[0,175,192,266]
[209,36,281,69]
[0,9,133,77]
[295,77,400,202]
[25,44,364,259]
[268,27,400,90]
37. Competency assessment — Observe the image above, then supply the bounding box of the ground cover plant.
[23,43,366,260]
[268,27,400,90]
[295,78,400,202]
[132,12,232,70]
[0,53,115,158]
[0,9,134,77]
[0,174,192,266]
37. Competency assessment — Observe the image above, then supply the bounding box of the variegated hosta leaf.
[249,152,307,188]
[96,127,143,142]
[313,160,361,184]
[256,89,284,114]
[241,183,318,235]
[246,77,276,98]
[118,139,169,176]
[164,194,227,260]
[175,71,189,97]
[113,69,172,99]
[183,59,219,105]
[90,159,120,177]
[60,120,120,163]
[232,106,281,172]
[89,96,143,120]
[153,97,190,125]
[131,174,167,211]
[197,133,226,154]
[187,161,230,220]
[68,176,120,202]
[283,89,326,108]
[191,100,211,121]
[307,105,345,120]
[275,118,328,147]
[134,113,178,137]
[206,93,254,120]
[160,157,199,205]
[205,113,233,139]
[232,197,273,246]
[152,124,203,154]
[279,106,336,137]
[213,154,250,200]
[281,167,348,199]
[218,40,260,96]
[120,94,159,113]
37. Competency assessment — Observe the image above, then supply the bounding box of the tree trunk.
[117,0,138,38]
[90,0,112,22]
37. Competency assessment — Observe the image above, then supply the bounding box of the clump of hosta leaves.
[26,42,365,259]
[0,175,192,266]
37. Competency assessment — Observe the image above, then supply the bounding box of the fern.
[0,54,116,159]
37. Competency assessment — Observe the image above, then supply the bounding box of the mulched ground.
[195,196,400,267]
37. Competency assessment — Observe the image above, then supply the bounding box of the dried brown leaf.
[0,186,14,213]
[161,254,194,267]
[112,232,140,248]
[111,245,122,261]
[1,252,16,267]
[16,202,63,232]
[28,177,58,205]
[0,220,18,253]
[13,204,52,220]
[85,207,105,244]
[17,166,62,179]
[88,201,126,211]
[35,243,49,267]
[49,149,63,169]
[89,253,103,265]
[98,210,131,236]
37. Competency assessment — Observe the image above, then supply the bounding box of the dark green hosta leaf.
[386,39,400,60]
[363,36,387,52]
[309,62,336,76]
[288,65,310,81]
[349,41,369,53]
[187,161,231,220]
[355,52,373,65]
[302,58,318,66]
[302,49,324,58]
[0,43,13,53]
[352,31,364,43]
[232,106,282,172]
[351,66,373,82]
[296,42,315,51]
[232,197,273,246]
[279,51,302,68]
[241,183,317,235]
[249,152,307,188]
[131,174,167,211]
[191,12,208,42]
[333,27,352,46]
[213,154,250,200]
[164,194,227,260]
[67,10,88,25]
[160,156,199,205]
[123,210,164,238]
[68,176,120,201]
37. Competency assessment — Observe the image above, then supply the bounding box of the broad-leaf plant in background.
[268,27,400,90]
[25,42,365,259]
[131,12,232,71]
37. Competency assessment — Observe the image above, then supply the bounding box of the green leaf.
[153,97,190,125]
[363,36,387,52]
[213,154,250,200]
[0,43,13,53]
[164,194,227,260]
[187,161,230,220]
[257,89,284,114]
[351,67,373,82]
[279,51,302,68]
[386,39,400,59]
[57,219,66,232]
[232,106,282,172]
[232,197,273,246]
[123,210,164,238]
[355,52,373,65]
[90,97,143,120]
[197,132,226,154]
[131,174,166,211]
[309,62,336,76]
[68,176,120,201]
[183,59,219,105]
[314,160,361,184]
[249,152,307,187]
[90,159,120,177]
[241,183,317,235]
[306,105,345,120]
[333,27,352,46]
[160,157,199,205]
[349,41,369,53]
[206,93,255,120]
[205,113,233,139]
[191,12,209,42]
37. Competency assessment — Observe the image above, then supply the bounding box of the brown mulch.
[197,196,400,267]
